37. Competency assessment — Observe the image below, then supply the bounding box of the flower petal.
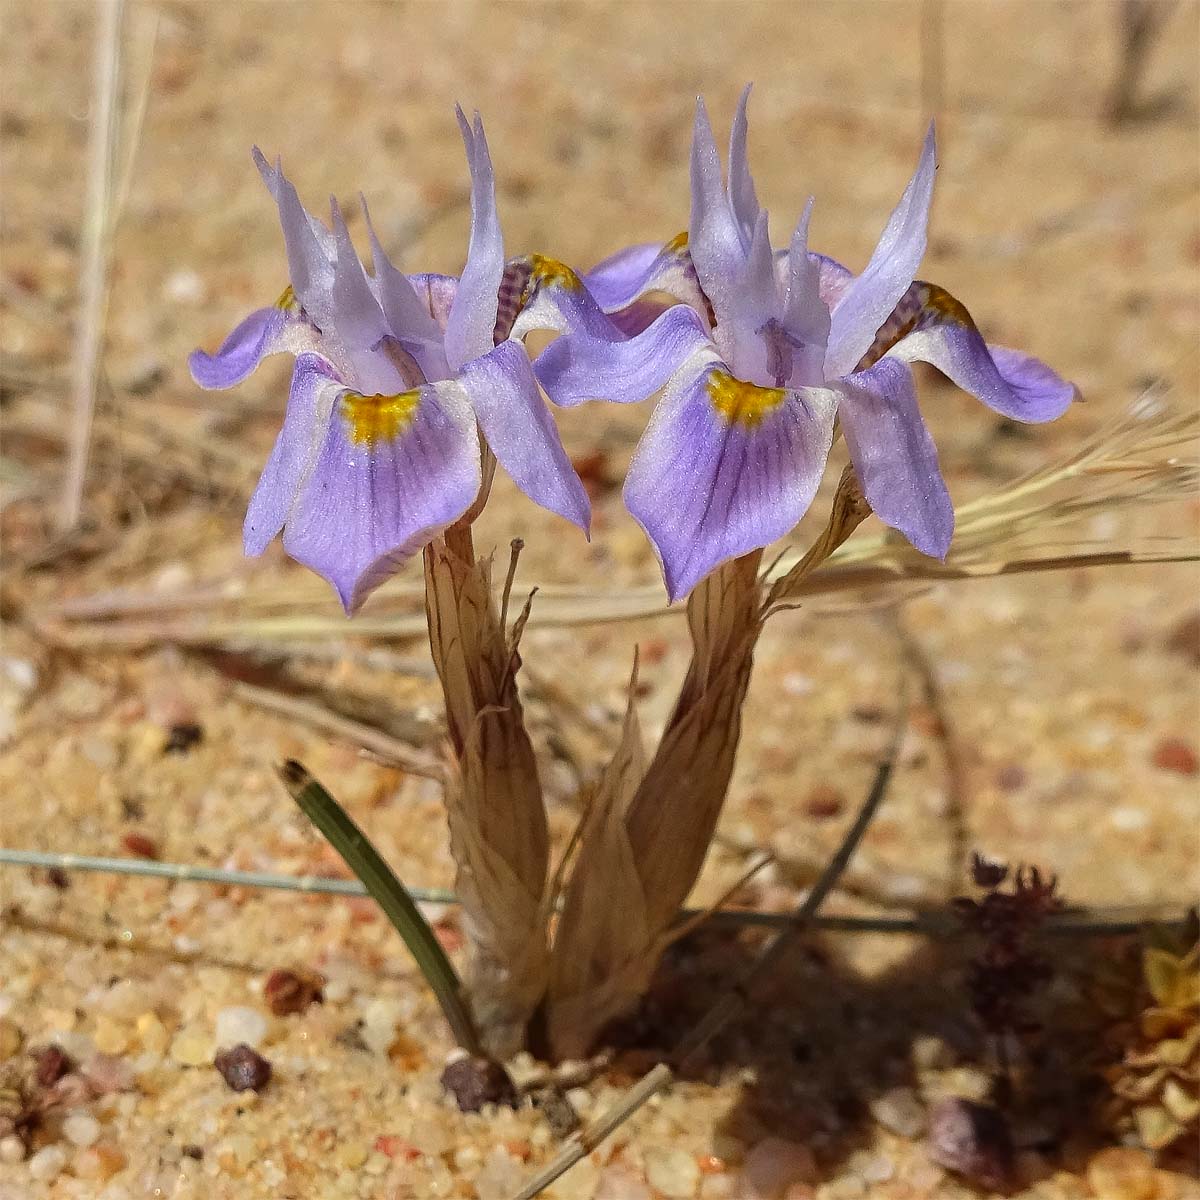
[727,83,760,243]
[689,97,746,322]
[889,320,1077,423]
[252,149,336,331]
[408,272,459,330]
[582,242,664,309]
[190,306,285,390]
[825,122,937,378]
[281,376,481,612]
[244,352,344,556]
[444,108,504,370]
[624,359,838,601]
[329,197,388,351]
[460,339,590,534]
[359,196,443,345]
[838,356,953,558]
[534,304,713,408]
[784,199,830,348]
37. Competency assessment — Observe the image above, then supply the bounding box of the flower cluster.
[191,90,1077,610]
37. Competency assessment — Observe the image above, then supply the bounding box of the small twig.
[500,538,524,634]
[230,681,443,780]
[0,849,1187,939]
[891,611,972,884]
[61,0,125,532]
[510,682,912,1200]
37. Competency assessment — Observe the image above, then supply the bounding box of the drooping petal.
[727,83,759,244]
[190,306,285,390]
[444,108,504,370]
[688,98,746,322]
[252,149,337,331]
[281,376,482,612]
[838,356,953,559]
[624,358,838,601]
[583,233,711,328]
[459,339,590,533]
[534,304,713,408]
[824,122,938,379]
[244,352,344,556]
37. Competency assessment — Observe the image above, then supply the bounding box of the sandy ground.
[1,1,1199,1198]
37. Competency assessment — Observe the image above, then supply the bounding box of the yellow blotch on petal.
[529,254,583,292]
[275,284,299,313]
[707,369,786,429]
[340,389,420,446]
[665,230,689,254]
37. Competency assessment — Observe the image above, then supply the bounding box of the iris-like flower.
[190,110,590,612]
[535,89,1077,601]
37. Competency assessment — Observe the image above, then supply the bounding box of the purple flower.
[190,109,590,613]
[535,88,1077,601]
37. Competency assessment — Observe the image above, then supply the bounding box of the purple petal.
[190,307,286,390]
[727,83,759,243]
[839,356,953,558]
[889,323,1077,422]
[359,196,442,345]
[460,339,590,533]
[534,304,713,408]
[689,98,746,322]
[624,360,838,601]
[507,256,619,343]
[582,242,664,310]
[444,109,504,370]
[329,198,388,350]
[244,352,344,556]
[252,149,336,331]
[784,199,830,349]
[408,272,459,330]
[280,376,481,612]
[825,123,938,378]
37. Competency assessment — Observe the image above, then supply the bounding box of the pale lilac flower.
[190,110,590,612]
[535,88,1077,601]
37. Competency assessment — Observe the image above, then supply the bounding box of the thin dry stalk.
[61,0,126,532]
[424,529,551,1056]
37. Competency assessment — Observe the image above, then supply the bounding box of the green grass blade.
[277,759,482,1055]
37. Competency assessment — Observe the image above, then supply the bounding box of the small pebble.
[215,1006,267,1049]
[0,1017,22,1058]
[63,1111,101,1147]
[34,1043,73,1086]
[28,1144,67,1181]
[121,831,159,859]
[440,1055,518,1113]
[926,1097,1014,1192]
[1086,1147,1161,1200]
[645,1146,701,1198]
[82,1052,135,1094]
[1151,737,1198,775]
[869,1086,926,1137]
[264,968,324,1016]
[170,1027,214,1067]
[739,1138,817,1198]
[214,1043,272,1092]
[163,721,204,755]
[593,1167,652,1200]
[0,1135,26,1164]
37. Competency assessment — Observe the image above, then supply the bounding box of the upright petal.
[329,198,388,350]
[825,123,938,379]
[624,359,838,601]
[784,198,831,348]
[244,352,344,556]
[838,356,953,559]
[534,304,713,408]
[459,339,590,533]
[689,98,746,322]
[727,83,759,244]
[252,149,337,331]
[359,196,443,345]
[444,108,504,370]
[281,377,482,612]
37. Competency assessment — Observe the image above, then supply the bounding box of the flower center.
[340,389,420,446]
[707,368,785,428]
